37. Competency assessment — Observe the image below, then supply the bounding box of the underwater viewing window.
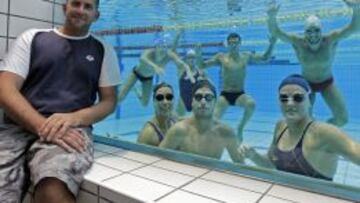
[91,0,360,201]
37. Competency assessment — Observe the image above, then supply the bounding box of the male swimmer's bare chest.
[182,128,224,158]
[220,55,247,89]
[295,41,335,76]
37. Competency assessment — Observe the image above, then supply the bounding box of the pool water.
[92,0,360,189]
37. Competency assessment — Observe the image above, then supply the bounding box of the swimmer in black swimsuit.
[118,32,194,106]
[238,74,360,180]
[200,33,277,140]
[177,46,207,116]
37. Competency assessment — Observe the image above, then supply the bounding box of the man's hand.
[154,66,165,76]
[38,113,83,142]
[237,144,257,160]
[52,128,86,153]
[267,1,280,17]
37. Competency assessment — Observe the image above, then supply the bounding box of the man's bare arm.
[250,36,277,63]
[329,0,360,41]
[159,124,184,149]
[267,3,301,43]
[0,71,45,133]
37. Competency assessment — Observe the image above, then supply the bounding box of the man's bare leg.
[138,80,153,106]
[118,72,138,103]
[321,84,348,127]
[235,94,256,142]
[213,96,229,119]
[34,178,75,203]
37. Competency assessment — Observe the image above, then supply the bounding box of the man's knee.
[245,99,256,111]
[34,177,74,203]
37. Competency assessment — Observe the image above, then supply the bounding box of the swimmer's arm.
[171,30,184,52]
[267,3,300,44]
[242,122,282,168]
[321,124,360,165]
[168,51,196,83]
[140,50,163,74]
[250,36,277,63]
[159,125,184,150]
[201,53,222,69]
[137,124,159,146]
[225,128,245,164]
[329,1,360,41]
[237,145,275,168]
[194,43,204,68]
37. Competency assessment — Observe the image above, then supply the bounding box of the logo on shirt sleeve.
[86,55,95,62]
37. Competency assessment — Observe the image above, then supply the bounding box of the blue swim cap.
[279,74,310,92]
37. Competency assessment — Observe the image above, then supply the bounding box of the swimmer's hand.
[237,144,257,160]
[154,66,165,76]
[343,0,360,9]
[267,1,280,17]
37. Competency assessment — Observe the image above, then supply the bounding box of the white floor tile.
[77,190,97,203]
[152,160,209,177]
[96,154,144,172]
[94,143,125,153]
[100,174,174,202]
[258,195,295,203]
[202,170,272,193]
[83,163,123,193]
[157,190,221,203]
[268,185,354,203]
[115,151,162,164]
[183,179,262,203]
[131,166,195,187]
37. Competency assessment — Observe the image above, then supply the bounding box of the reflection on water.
[93,0,360,192]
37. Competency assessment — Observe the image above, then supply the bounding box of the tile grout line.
[5,0,10,52]
[200,176,271,195]
[153,169,224,203]
[255,184,274,203]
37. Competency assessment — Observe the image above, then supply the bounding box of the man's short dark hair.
[227,33,241,42]
[191,79,217,98]
[66,0,100,7]
[153,82,173,98]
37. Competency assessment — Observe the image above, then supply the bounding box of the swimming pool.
[91,0,360,199]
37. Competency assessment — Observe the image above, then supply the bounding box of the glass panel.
[91,0,360,201]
